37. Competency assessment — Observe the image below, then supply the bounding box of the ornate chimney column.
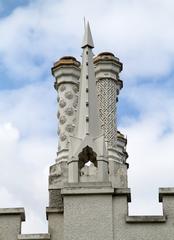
[49,57,80,208]
[52,56,80,162]
[94,52,128,187]
[47,23,130,240]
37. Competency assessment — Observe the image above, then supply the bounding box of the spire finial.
[81,21,94,48]
[74,21,101,139]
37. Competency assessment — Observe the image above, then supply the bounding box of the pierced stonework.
[65,91,73,100]
[59,84,66,92]
[59,99,66,108]
[65,107,74,116]
[65,124,74,133]
[60,133,67,141]
[78,146,97,170]
[59,115,67,124]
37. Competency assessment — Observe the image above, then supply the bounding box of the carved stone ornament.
[59,84,66,92]
[59,99,66,108]
[60,133,67,141]
[65,124,74,133]
[72,85,79,93]
[65,107,74,116]
[65,91,73,99]
[73,96,78,108]
[72,118,76,124]
[59,115,67,124]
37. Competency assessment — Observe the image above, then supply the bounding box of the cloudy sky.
[0,0,174,233]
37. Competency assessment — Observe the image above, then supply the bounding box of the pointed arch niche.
[78,146,97,169]
[78,146,98,181]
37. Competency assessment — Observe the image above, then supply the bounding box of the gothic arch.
[78,146,97,170]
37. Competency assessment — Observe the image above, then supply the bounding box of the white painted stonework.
[0,22,174,240]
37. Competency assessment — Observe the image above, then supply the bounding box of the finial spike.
[81,21,94,48]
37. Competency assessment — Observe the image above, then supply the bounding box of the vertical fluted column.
[52,56,80,162]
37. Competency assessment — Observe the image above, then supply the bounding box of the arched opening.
[78,146,97,171]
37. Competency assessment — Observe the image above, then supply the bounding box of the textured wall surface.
[0,215,21,240]
[64,195,113,240]
[1,194,173,240]
[47,213,63,240]
[113,196,174,240]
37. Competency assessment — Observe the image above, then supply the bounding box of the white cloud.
[0,122,19,142]
[0,81,57,137]
[0,82,57,232]
[0,0,174,82]
[119,84,174,215]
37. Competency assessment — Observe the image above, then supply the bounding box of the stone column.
[94,52,123,159]
[52,56,80,162]
[49,57,80,208]
[94,52,128,187]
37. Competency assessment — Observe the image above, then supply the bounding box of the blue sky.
[0,0,31,17]
[0,0,174,233]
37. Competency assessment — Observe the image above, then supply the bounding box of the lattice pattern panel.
[97,79,117,148]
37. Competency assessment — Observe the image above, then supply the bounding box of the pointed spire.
[81,21,94,48]
[68,22,108,183]
[74,21,102,139]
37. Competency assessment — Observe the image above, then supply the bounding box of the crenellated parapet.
[0,208,25,240]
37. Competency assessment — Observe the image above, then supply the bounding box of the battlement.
[0,208,25,240]
[1,189,174,239]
